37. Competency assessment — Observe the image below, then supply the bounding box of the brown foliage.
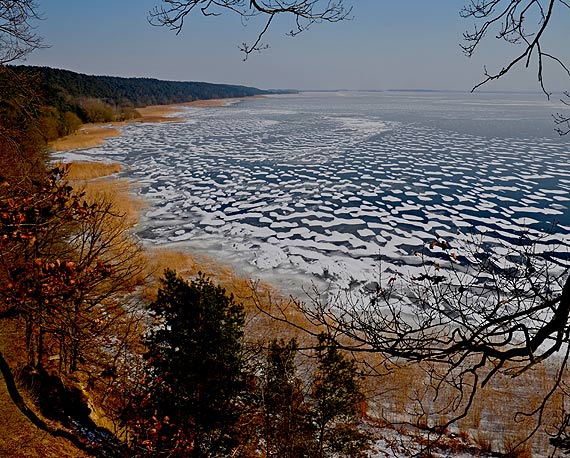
[79,98,115,123]
[0,166,146,374]
[0,66,47,184]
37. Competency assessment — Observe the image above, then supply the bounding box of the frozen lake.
[57,91,570,296]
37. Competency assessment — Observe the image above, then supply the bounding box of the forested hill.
[6,65,282,140]
[10,65,269,111]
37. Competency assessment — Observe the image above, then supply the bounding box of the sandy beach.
[49,96,256,152]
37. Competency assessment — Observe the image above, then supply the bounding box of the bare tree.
[0,176,146,374]
[0,0,43,64]
[460,0,570,133]
[150,0,351,58]
[281,235,570,452]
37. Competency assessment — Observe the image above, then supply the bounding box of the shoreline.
[64,159,300,329]
[49,95,261,152]
[55,92,296,302]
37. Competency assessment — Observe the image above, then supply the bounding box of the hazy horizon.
[11,63,570,95]
[21,1,570,93]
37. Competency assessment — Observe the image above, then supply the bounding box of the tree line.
[8,65,279,142]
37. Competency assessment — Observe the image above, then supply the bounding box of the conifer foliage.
[129,269,246,457]
[260,339,312,458]
[310,335,371,458]
[256,336,371,458]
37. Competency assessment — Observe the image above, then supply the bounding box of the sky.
[21,0,570,92]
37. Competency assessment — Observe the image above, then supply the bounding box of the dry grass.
[50,125,122,151]
[87,180,141,225]
[67,165,143,227]
[134,98,251,122]
[0,387,90,458]
[49,109,177,153]
[65,161,121,180]
[368,357,565,456]
[135,105,185,120]
[72,163,315,344]
[180,98,239,107]
[140,96,263,114]
[50,96,263,152]
[143,247,320,347]
[0,320,91,458]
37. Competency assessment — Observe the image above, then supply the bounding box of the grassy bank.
[50,97,257,152]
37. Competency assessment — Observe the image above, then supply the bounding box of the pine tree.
[130,269,246,457]
[255,336,371,458]
[310,334,371,458]
[261,339,314,458]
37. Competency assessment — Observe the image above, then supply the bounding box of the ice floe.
[52,92,570,299]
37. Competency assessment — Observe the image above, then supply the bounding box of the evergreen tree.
[254,336,370,458]
[130,269,246,457]
[261,339,314,458]
[309,334,371,458]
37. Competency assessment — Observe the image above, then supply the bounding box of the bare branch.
[293,235,570,382]
[150,0,351,56]
[553,91,570,134]
[0,0,44,64]
[463,0,557,96]
[461,0,569,134]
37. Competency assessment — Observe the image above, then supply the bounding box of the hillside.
[4,65,286,142]
[10,65,269,111]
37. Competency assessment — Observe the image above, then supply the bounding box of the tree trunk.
[0,350,95,455]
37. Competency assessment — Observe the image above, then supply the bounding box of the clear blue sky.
[22,0,570,91]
